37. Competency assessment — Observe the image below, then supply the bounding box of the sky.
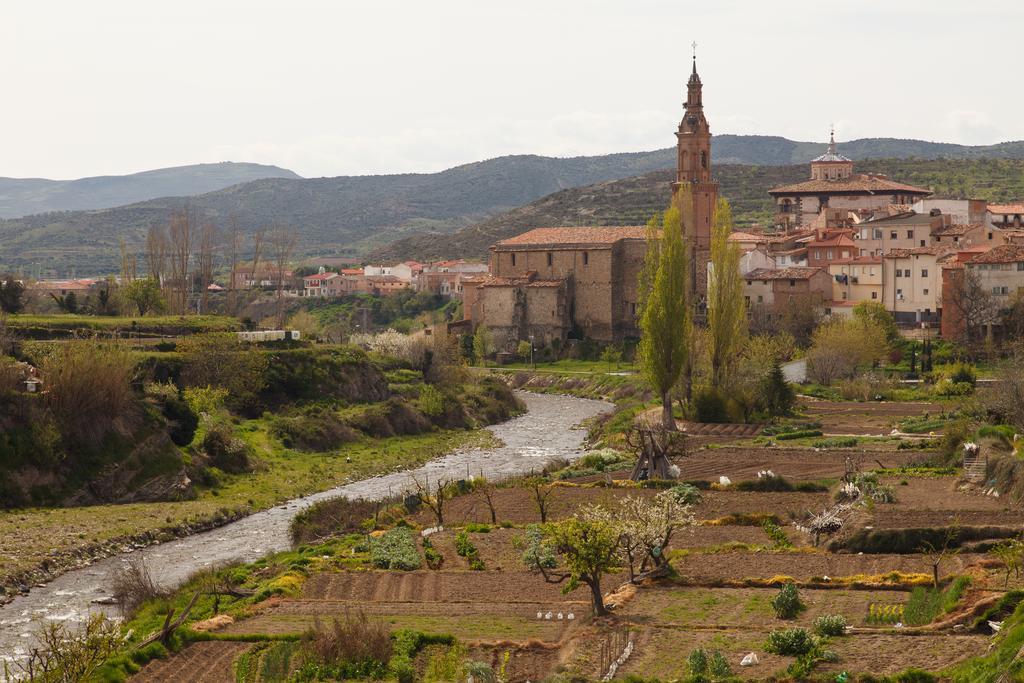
[2,0,1022,180]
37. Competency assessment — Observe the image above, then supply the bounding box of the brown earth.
[133,641,251,682]
[798,399,942,435]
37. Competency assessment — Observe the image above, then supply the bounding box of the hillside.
[0,162,300,219]
[372,157,1024,262]
[5,136,1024,274]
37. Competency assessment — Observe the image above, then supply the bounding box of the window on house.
[871,291,878,299]
[896,288,903,296]
[511,253,516,267]
[745,296,750,305]
[920,240,926,247]
[546,252,553,267]
[890,231,898,239]
[1017,262,1024,271]
[907,230,913,239]
[923,289,929,295]
[989,233,994,240]
[921,269,928,277]
[826,250,833,259]
[757,295,763,303]
[789,280,795,287]
[582,251,589,266]
[873,229,883,240]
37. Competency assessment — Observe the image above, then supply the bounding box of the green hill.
[371,158,1024,262]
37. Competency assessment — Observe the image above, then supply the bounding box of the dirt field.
[134,641,251,682]
[798,398,942,435]
[675,445,933,482]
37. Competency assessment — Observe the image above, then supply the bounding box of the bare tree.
[248,227,266,292]
[412,476,450,528]
[14,613,121,683]
[226,216,242,314]
[268,226,297,326]
[920,521,962,589]
[946,267,998,347]
[197,221,217,313]
[167,206,197,314]
[530,478,556,523]
[478,476,499,524]
[119,238,136,283]
[145,225,169,286]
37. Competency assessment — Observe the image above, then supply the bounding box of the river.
[0,391,610,662]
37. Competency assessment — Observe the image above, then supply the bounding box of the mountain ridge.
[0,162,301,219]
[4,135,1024,274]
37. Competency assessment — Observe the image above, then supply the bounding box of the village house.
[987,203,1024,229]
[881,247,953,325]
[230,266,292,290]
[29,278,99,298]
[416,259,489,300]
[806,232,857,268]
[742,267,831,308]
[829,256,883,304]
[768,132,932,229]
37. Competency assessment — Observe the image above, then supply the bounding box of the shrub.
[668,483,702,505]
[694,388,729,423]
[772,583,805,619]
[301,612,392,676]
[774,429,824,440]
[290,497,389,545]
[271,405,358,451]
[949,363,977,386]
[935,380,974,397]
[762,519,792,549]
[454,530,485,570]
[764,627,815,656]
[110,555,166,616]
[421,536,443,570]
[812,614,848,637]
[370,528,421,570]
[43,340,139,445]
[202,422,255,474]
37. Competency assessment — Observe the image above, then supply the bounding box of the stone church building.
[461,57,717,349]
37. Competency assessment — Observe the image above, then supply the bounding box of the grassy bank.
[0,427,495,596]
[4,313,241,335]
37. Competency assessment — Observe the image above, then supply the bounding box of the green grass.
[949,600,1024,681]
[903,576,971,626]
[4,313,240,334]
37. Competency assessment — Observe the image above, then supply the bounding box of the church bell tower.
[671,47,718,301]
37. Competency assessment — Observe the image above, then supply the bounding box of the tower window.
[583,251,589,266]
[701,151,707,169]
[546,252,553,267]
[511,253,516,267]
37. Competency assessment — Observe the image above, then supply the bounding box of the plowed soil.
[798,399,941,435]
[133,641,251,682]
[674,446,932,481]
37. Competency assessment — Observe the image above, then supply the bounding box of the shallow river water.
[0,391,610,662]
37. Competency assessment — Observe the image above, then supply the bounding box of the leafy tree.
[599,345,622,370]
[532,516,619,616]
[287,309,322,339]
[121,277,165,316]
[707,198,746,386]
[50,290,79,314]
[759,361,795,416]
[638,206,689,430]
[178,333,268,410]
[516,339,533,362]
[852,301,899,343]
[0,277,25,314]
[805,316,888,385]
[472,324,493,367]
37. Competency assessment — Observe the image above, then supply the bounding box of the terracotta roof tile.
[931,223,981,237]
[768,173,932,196]
[967,244,1024,264]
[744,267,825,280]
[494,226,648,248]
[989,204,1024,214]
[884,246,955,258]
